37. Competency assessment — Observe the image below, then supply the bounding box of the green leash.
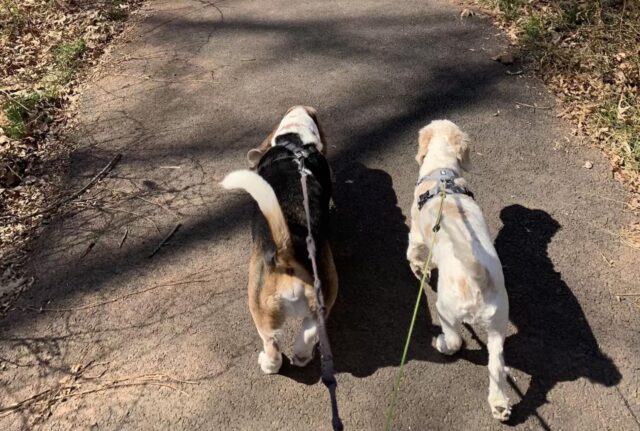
[384,183,447,431]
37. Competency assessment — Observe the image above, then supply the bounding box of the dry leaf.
[492,53,514,65]
[461,9,475,18]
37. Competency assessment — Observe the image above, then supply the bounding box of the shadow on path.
[495,205,621,425]
[329,163,437,377]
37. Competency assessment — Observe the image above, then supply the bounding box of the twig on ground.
[110,73,219,84]
[119,228,129,248]
[599,251,614,267]
[15,154,123,221]
[0,89,34,113]
[26,278,212,312]
[515,101,552,110]
[79,242,96,259]
[148,223,181,258]
[135,196,179,217]
[99,206,161,233]
[0,373,195,417]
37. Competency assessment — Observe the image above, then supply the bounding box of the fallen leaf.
[461,9,475,18]
[492,52,514,65]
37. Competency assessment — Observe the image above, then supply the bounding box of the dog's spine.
[441,219,489,287]
[221,170,292,262]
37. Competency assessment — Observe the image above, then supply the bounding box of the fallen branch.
[27,278,212,312]
[119,228,129,248]
[515,101,552,110]
[16,154,123,221]
[0,373,195,418]
[148,223,181,258]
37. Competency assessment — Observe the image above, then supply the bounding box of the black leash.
[296,151,344,431]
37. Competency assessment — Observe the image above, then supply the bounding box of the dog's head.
[247,106,326,168]
[416,119,470,170]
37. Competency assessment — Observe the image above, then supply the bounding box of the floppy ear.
[246,148,264,168]
[303,105,328,155]
[416,125,433,164]
[451,129,471,171]
[247,128,278,168]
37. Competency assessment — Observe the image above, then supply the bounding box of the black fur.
[251,133,332,272]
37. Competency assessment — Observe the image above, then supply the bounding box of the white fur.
[271,106,323,151]
[221,169,280,215]
[220,169,290,256]
[407,120,511,421]
[221,169,318,372]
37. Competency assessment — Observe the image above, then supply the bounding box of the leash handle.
[299,166,344,431]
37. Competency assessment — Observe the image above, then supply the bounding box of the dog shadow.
[279,162,443,384]
[496,204,621,426]
[328,163,446,376]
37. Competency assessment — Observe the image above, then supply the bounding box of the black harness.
[416,169,474,210]
[275,138,344,431]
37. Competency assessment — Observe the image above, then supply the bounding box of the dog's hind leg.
[256,327,283,374]
[407,230,428,280]
[486,317,511,421]
[435,299,463,355]
[292,316,318,367]
[248,255,284,374]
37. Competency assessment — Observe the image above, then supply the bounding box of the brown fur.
[248,243,339,334]
[241,107,337,372]
[416,126,433,164]
[455,276,471,301]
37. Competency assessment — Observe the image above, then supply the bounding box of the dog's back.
[253,133,332,272]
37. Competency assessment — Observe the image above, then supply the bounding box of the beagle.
[221,106,338,374]
[406,120,511,421]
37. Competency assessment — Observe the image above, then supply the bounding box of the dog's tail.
[221,170,292,261]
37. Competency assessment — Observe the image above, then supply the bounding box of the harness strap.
[297,156,344,431]
[416,168,474,210]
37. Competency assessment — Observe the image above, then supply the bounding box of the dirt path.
[1,0,639,429]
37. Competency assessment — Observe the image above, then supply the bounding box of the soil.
[1,0,639,429]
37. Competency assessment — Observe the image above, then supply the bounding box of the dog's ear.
[451,128,471,171]
[302,106,328,155]
[246,148,264,168]
[247,128,278,168]
[302,106,317,119]
[416,125,433,164]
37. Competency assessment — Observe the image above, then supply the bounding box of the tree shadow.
[495,204,622,426]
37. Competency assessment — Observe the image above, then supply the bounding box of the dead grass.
[478,1,639,187]
[0,0,142,307]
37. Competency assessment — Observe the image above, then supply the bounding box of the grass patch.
[481,0,640,175]
[523,15,542,42]
[48,38,87,87]
[2,92,44,139]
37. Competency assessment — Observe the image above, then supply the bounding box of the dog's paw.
[435,334,461,355]
[488,393,511,421]
[490,403,511,422]
[291,353,314,367]
[258,351,282,374]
